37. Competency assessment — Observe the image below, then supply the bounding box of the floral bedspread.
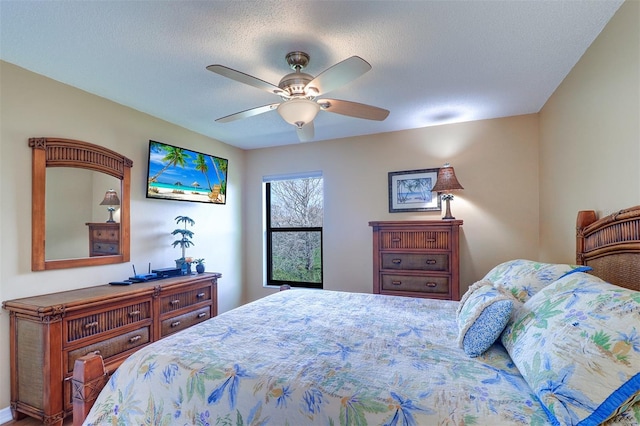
[82,290,631,425]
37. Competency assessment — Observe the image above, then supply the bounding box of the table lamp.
[432,163,464,220]
[99,189,120,223]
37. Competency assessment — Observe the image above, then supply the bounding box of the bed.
[74,206,640,425]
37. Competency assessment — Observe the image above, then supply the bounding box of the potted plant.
[193,258,205,274]
[172,215,195,273]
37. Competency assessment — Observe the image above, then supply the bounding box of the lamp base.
[106,207,116,223]
[442,197,456,220]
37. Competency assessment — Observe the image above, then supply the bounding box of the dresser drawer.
[91,228,119,242]
[91,242,119,254]
[66,326,150,373]
[65,300,151,344]
[161,306,211,337]
[381,253,449,272]
[380,230,450,250]
[381,274,450,294]
[160,285,211,314]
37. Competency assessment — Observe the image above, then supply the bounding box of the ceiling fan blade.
[318,99,389,121]
[206,64,287,97]
[215,103,280,123]
[296,121,315,142]
[304,56,371,96]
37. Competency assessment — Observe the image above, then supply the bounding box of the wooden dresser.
[2,272,220,426]
[369,220,462,301]
[86,222,120,256]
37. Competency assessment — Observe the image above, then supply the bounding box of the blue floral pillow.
[501,272,640,425]
[457,282,514,357]
[483,259,592,303]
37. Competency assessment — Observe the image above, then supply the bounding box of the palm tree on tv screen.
[209,156,228,195]
[148,143,190,183]
[194,153,213,191]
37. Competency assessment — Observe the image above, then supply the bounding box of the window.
[265,173,323,288]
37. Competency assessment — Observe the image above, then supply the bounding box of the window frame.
[264,174,323,289]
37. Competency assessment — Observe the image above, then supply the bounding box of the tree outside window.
[266,176,323,288]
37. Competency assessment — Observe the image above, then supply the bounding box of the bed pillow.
[483,259,592,303]
[457,281,514,357]
[501,272,640,425]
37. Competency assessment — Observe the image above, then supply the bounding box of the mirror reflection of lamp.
[99,189,120,223]
[432,163,464,220]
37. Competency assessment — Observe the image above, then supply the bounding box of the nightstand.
[369,220,463,300]
[86,222,120,256]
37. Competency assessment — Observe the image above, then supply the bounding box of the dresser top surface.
[2,272,221,313]
[369,220,463,227]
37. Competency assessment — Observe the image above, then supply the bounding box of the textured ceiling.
[0,1,623,150]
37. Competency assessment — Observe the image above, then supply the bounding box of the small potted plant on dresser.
[194,258,205,274]
[172,215,195,274]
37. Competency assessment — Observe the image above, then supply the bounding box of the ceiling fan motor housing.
[279,51,316,97]
[279,72,314,97]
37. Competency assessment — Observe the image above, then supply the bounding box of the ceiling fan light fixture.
[277,98,320,128]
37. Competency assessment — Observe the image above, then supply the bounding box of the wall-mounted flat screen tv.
[146,140,228,204]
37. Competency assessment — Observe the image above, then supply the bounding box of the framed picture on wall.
[388,168,441,213]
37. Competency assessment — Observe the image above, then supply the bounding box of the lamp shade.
[99,189,120,206]
[277,98,320,127]
[432,163,464,193]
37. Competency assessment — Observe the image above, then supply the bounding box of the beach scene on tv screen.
[147,141,228,204]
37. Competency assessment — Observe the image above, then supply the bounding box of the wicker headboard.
[576,206,640,291]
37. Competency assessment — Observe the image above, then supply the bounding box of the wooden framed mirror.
[30,137,132,271]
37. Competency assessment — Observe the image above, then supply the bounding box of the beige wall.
[244,114,541,303]
[0,61,245,410]
[539,0,640,263]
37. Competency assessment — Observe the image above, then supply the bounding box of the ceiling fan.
[206,51,390,142]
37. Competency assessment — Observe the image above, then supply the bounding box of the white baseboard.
[0,406,13,424]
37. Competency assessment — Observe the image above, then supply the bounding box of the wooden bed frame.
[71,206,640,425]
[576,205,640,291]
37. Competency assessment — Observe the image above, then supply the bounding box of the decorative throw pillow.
[501,272,640,425]
[483,259,592,303]
[457,282,514,357]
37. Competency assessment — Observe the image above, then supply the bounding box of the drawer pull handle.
[171,321,181,328]
[129,335,142,343]
[425,282,437,288]
[425,259,437,265]
[391,280,402,286]
[391,238,401,243]
[392,259,402,265]
[196,292,206,298]
[427,238,436,242]
[170,300,180,306]
[129,310,141,317]
[197,312,206,318]
[84,321,99,329]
